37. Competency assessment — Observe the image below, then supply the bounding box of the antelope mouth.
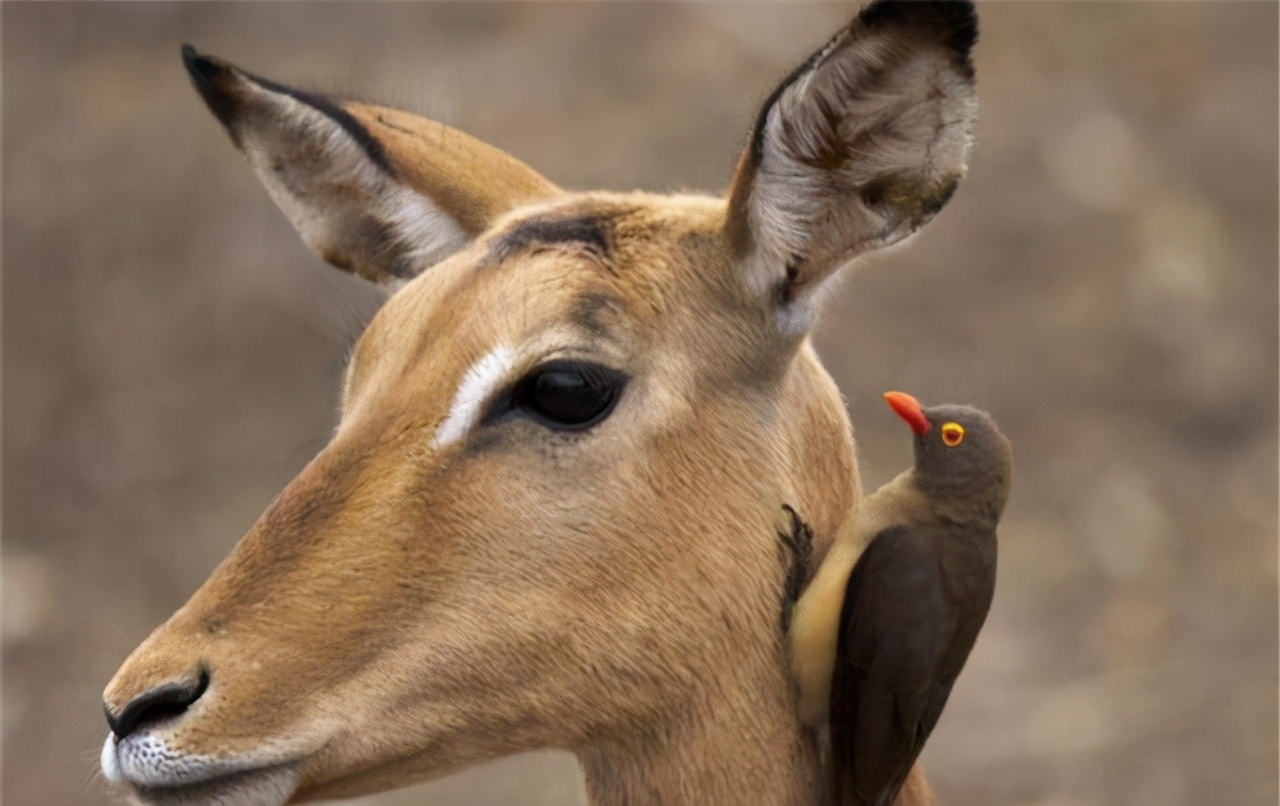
[102,732,301,806]
[123,765,299,806]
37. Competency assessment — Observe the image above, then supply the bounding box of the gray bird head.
[884,391,1013,525]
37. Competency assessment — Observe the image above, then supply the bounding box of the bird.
[788,391,1012,806]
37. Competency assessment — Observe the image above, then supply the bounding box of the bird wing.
[828,523,994,806]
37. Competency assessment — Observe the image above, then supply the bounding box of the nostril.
[105,667,210,740]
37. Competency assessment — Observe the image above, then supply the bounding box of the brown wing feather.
[829,523,995,806]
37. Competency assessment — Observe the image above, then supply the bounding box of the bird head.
[883,391,1013,518]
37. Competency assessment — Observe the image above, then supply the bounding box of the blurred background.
[3,3,1276,806]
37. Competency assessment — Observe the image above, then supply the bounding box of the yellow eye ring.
[941,422,965,446]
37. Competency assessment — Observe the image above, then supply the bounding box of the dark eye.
[512,360,626,430]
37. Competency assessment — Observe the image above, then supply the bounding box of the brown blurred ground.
[2,3,1276,806]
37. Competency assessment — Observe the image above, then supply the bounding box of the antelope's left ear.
[726,0,978,312]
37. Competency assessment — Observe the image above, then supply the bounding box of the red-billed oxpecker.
[789,392,1012,806]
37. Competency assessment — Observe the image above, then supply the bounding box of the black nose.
[105,668,209,740]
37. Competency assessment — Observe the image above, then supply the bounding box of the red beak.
[884,391,930,435]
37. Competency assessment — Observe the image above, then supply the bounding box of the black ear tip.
[937,0,980,57]
[179,45,242,128]
[854,0,978,81]
[857,0,979,59]
[181,44,231,87]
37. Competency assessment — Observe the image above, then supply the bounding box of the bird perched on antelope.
[789,391,1013,806]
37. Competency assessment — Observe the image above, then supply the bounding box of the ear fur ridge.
[183,45,394,176]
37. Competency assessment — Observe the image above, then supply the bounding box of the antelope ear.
[725,0,978,310]
[182,46,560,286]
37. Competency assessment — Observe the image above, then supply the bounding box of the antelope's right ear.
[182,46,560,286]
[725,0,978,317]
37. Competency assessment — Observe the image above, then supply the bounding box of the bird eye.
[941,422,965,446]
[512,360,626,430]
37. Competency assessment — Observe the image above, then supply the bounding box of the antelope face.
[101,4,977,804]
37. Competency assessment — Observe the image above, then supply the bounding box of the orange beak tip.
[883,390,930,435]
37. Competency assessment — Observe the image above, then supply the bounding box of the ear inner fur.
[725,0,979,313]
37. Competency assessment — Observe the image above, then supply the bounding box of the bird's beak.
[884,391,930,435]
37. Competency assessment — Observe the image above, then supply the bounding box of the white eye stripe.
[432,345,517,448]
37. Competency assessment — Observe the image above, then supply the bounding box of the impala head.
[102,3,978,805]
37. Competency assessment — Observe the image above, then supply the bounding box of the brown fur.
[105,6,979,805]
[347,102,560,234]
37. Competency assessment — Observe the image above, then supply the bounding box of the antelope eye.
[940,422,965,446]
[512,360,626,430]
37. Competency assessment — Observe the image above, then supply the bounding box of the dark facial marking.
[487,216,613,265]
[570,292,624,337]
[777,504,815,632]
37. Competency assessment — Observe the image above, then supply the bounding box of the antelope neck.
[578,644,824,805]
